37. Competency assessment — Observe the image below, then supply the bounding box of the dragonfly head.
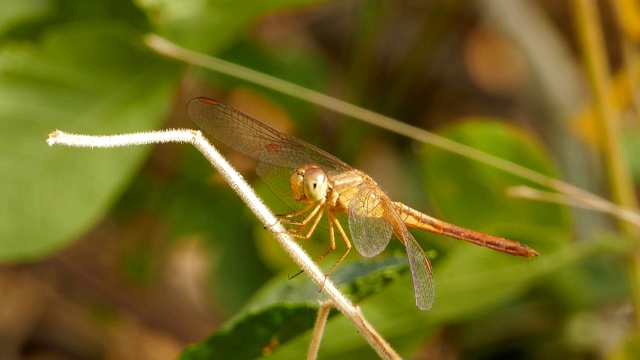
[290,164,329,203]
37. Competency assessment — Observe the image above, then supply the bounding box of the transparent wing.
[401,227,435,311]
[347,184,393,258]
[256,161,304,211]
[188,98,351,177]
[349,182,435,310]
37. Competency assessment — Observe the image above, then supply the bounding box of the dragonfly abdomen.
[393,202,539,258]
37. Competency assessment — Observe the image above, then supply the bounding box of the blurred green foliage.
[0,0,638,359]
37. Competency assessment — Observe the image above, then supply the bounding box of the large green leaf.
[0,23,180,260]
[179,256,409,359]
[179,304,316,360]
[0,0,333,261]
[420,120,570,252]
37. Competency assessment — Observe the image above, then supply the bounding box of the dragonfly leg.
[324,212,351,277]
[286,212,352,285]
[278,202,323,235]
[313,213,338,265]
[277,202,314,221]
[284,203,325,240]
[289,208,336,282]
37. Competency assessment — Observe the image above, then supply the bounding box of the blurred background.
[1,0,639,359]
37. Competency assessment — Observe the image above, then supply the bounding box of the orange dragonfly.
[188,97,538,310]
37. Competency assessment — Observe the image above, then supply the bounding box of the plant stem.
[572,0,640,328]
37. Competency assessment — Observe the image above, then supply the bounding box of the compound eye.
[303,167,328,202]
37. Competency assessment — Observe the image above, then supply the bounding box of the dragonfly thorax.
[290,163,330,203]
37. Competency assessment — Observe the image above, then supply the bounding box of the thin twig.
[46,129,400,359]
[508,186,640,227]
[307,301,334,360]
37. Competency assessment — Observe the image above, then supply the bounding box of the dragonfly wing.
[188,98,350,176]
[256,161,304,211]
[401,228,435,310]
[347,185,393,258]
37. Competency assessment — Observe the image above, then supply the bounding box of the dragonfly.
[188,97,539,311]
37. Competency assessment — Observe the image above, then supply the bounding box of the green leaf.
[178,256,410,359]
[179,304,316,360]
[334,254,409,303]
[0,1,50,36]
[426,240,596,323]
[0,23,180,260]
[420,120,570,251]
[1,0,150,41]
[247,255,409,309]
